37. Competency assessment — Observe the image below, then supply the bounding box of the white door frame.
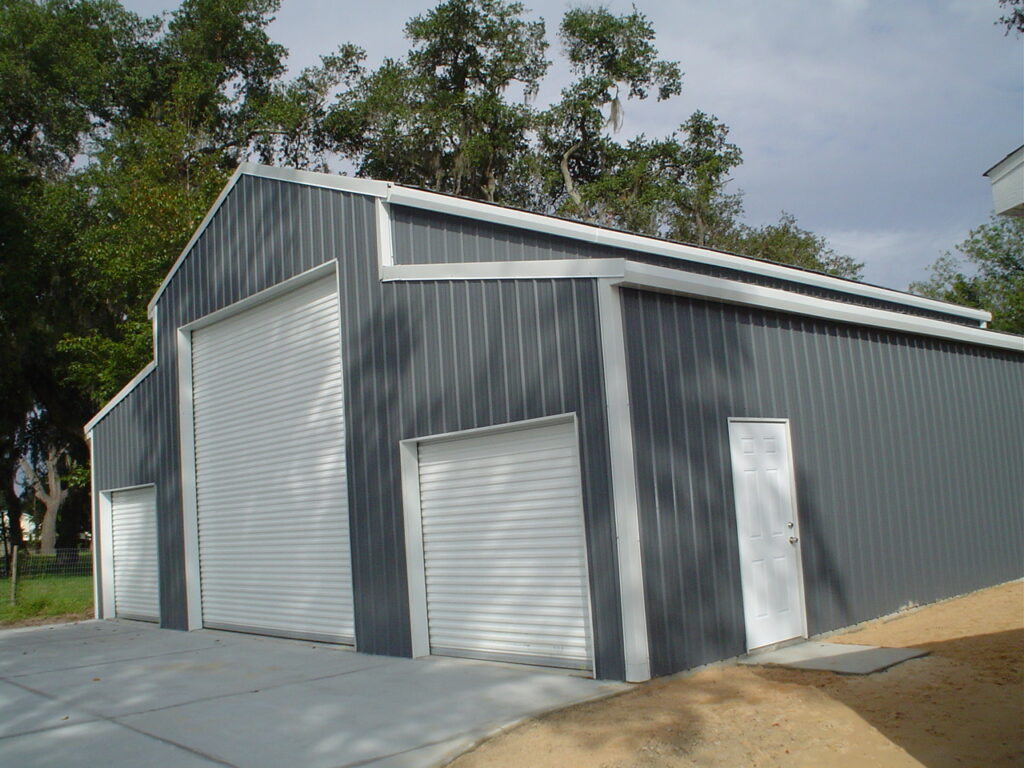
[400,412,596,672]
[727,417,809,650]
[177,261,344,632]
[98,483,159,621]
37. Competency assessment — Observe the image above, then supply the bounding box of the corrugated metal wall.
[90,175,625,679]
[621,288,1024,677]
[391,207,976,324]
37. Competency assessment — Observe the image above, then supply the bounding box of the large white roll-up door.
[416,420,593,670]
[191,275,354,643]
[111,486,159,622]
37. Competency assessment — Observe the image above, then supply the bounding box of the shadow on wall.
[632,295,855,676]
[343,278,624,678]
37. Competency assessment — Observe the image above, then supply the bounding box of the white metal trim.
[97,490,115,619]
[148,167,246,316]
[238,162,390,198]
[618,262,1024,352]
[85,290,159,433]
[400,413,597,673]
[373,256,1015,351]
[376,198,395,271]
[727,419,809,649]
[596,278,651,683]
[147,164,387,315]
[404,412,577,445]
[380,259,626,282]
[385,186,989,323]
[86,431,100,619]
[180,261,337,332]
[400,440,429,658]
[177,328,203,630]
[83,363,155,434]
[99,482,158,622]
[179,266,353,638]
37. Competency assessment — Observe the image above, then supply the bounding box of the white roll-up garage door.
[191,275,354,643]
[111,486,160,621]
[416,419,593,670]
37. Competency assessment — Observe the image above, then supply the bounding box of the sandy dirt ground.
[448,581,1023,768]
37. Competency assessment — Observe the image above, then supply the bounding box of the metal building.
[86,163,1024,682]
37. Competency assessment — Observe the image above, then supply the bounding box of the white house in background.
[984,144,1024,217]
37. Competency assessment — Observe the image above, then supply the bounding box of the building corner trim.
[597,278,652,682]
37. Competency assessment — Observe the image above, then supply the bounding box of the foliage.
[326,0,547,201]
[911,216,1024,334]
[997,0,1024,35]
[727,212,864,280]
[0,0,340,547]
[1,0,863,549]
[538,5,681,216]
[0,575,94,625]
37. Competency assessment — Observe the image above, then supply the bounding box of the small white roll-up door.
[191,275,354,643]
[111,486,160,621]
[416,420,593,669]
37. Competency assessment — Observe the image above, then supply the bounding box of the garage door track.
[0,620,624,768]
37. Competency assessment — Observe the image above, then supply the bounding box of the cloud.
[824,223,972,290]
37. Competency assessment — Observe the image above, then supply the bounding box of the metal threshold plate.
[739,641,928,674]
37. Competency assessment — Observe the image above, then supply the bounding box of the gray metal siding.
[89,175,625,679]
[391,206,974,324]
[622,288,1024,677]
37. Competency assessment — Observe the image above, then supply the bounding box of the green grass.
[0,575,94,625]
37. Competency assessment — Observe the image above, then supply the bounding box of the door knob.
[789,536,799,544]
[786,521,794,528]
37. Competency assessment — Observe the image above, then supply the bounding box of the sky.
[123,0,1023,291]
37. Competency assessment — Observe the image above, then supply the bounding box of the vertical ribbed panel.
[621,289,1024,676]
[390,207,975,324]
[191,276,354,643]
[89,176,623,678]
[111,486,159,621]
[417,421,592,669]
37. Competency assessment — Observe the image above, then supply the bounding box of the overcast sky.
[124,0,1023,291]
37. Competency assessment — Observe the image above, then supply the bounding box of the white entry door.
[728,420,805,650]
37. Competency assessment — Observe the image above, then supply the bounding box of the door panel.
[728,420,805,649]
[111,486,159,622]
[191,275,354,643]
[416,420,593,670]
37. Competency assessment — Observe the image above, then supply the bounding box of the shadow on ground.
[751,628,1024,768]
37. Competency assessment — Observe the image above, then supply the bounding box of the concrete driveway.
[0,620,625,768]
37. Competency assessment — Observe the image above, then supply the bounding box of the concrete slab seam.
[5,640,235,679]
[109,660,397,718]
[0,675,238,767]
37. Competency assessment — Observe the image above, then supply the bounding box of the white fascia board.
[83,360,156,434]
[385,186,990,324]
[147,164,389,318]
[380,259,626,282]
[238,162,390,198]
[618,262,1024,353]
[147,166,246,317]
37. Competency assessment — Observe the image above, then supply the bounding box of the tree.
[325,0,547,201]
[538,5,681,217]
[0,0,342,548]
[997,0,1024,35]
[665,111,744,247]
[20,447,69,555]
[911,216,1024,334]
[726,212,864,280]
